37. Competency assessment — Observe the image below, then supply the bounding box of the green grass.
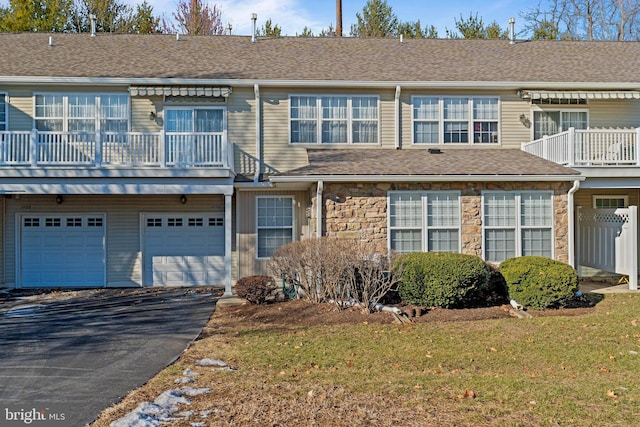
[217,294,640,425]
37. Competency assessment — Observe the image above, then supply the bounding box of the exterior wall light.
[55,195,64,205]
[180,195,187,204]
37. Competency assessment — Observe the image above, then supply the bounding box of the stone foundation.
[311,181,571,263]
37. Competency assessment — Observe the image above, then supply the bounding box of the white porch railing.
[0,130,230,168]
[522,127,640,166]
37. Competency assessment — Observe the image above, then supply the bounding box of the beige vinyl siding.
[379,90,395,148]
[574,189,640,209]
[236,189,310,279]
[227,87,256,178]
[0,197,3,285]
[4,194,224,287]
[588,99,640,128]
[400,90,528,149]
[131,96,163,132]
[7,90,34,131]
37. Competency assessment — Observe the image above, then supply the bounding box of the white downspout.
[567,179,580,268]
[316,180,323,238]
[254,84,261,183]
[394,85,401,149]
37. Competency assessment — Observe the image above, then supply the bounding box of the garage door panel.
[144,214,225,286]
[21,214,105,288]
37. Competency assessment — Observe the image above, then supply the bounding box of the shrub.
[499,256,579,310]
[235,275,277,304]
[268,237,401,312]
[395,252,490,308]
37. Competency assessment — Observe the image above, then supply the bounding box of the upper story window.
[0,93,6,130]
[593,195,628,209]
[290,95,379,144]
[413,96,499,145]
[533,110,588,140]
[34,94,129,132]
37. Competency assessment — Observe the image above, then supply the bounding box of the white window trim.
[481,191,555,263]
[387,190,462,253]
[593,195,629,209]
[256,195,295,260]
[288,94,381,145]
[32,92,130,132]
[530,107,589,140]
[411,95,501,145]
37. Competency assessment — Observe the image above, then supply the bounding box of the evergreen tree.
[350,0,398,37]
[0,0,73,32]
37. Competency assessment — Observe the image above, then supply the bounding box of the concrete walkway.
[580,278,639,294]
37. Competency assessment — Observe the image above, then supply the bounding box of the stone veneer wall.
[311,182,571,263]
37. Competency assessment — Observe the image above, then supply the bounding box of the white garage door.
[143,213,225,286]
[21,214,106,288]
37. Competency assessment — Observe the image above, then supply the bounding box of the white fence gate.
[576,206,638,290]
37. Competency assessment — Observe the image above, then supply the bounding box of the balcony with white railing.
[522,127,640,167]
[0,130,232,169]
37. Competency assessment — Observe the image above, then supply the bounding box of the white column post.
[636,127,640,166]
[30,129,38,167]
[568,127,575,166]
[159,130,166,167]
[575,206,582,277]
[95,130,102,167]
[542,134,549,160]
[629,205,638,291]
[224,193,233,296]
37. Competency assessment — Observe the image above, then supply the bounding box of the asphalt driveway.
[0,288,220,426]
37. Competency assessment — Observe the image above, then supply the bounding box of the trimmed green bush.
[499,256,579,309]
[395,252,490,308]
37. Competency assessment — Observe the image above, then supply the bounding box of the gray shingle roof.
[1,33,640,84]
[275,149,580,178]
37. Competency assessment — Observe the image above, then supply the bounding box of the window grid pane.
[443,122,468,143]
[390,193,422,227]
[485,229,516,262]
[0,94,5,131]
[522,229,552,257]
[521,193,552,227]
[257,197,294,258]
[444,98,468,120]
[428,229,459,252]
[390,230,422,253]
[291,96,318,143]
[484,193,516,227]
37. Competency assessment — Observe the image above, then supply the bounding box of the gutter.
[316,180,323,238]
[394,85,401,149]
[269,174,586,183]
[1,76,639,91]
[567,179,581,268]
[254,84,261,183]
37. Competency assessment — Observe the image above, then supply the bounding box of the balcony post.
[30,129,38,167]
[159,130,166,168]
[568,127,575,166]
[636,127,640,166]
[542,134,549,160]
[95,130,102,167]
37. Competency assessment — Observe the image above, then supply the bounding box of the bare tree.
[165,0,224,35]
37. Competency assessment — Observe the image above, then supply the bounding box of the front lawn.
[94,294,640,426]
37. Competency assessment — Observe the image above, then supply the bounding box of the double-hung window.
[413,96,499,145]
[257,196,294,258]
[34,94,129,132]
[483,191,553,262]
[290,95,379,144]
[388,191,461,253]
[533,110,588,140]
[0,93,7,130]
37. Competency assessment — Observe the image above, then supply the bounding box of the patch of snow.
[175,377,196,384]
[110,388,210,427]
[183,368,200,376]
[190,423,205,427]
[195,358,227,367]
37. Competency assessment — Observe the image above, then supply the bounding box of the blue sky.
[0,0,549,36]
[140,0,549,36]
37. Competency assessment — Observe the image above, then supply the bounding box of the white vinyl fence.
[576,206,638,290]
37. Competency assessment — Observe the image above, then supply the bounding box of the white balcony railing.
[522,127,640,166]
[0,130,230,168]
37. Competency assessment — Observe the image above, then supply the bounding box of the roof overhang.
[520,90,640,100]
[129,85,232,97]
[269,174,584,183]
[2,76,640,91]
